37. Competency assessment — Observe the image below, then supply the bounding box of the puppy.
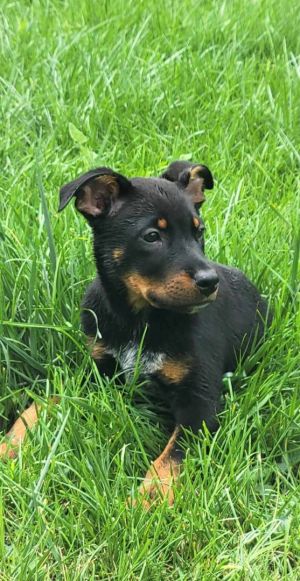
[58,160,270,505]
[0,161,270,507]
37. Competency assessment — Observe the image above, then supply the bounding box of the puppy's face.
[59,163,218,313]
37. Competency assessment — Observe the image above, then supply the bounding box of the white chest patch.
[109,341,165,379]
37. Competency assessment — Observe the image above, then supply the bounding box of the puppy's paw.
[0,441,17,460]
[135,460,180,509]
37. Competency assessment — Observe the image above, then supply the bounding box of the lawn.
[0,0,300,578]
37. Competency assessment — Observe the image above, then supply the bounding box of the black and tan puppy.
[58,160,269,505]
[0,160,270,506]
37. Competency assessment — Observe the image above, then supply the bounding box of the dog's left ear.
[58,167,132,218]
[161,160,214,208]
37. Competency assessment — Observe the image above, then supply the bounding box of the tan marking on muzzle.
[123,272,205,311]
[123,274,152,311]
[193,217,200,229]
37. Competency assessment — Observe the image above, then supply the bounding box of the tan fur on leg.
[0,397,59,460]
[138,427,181,508]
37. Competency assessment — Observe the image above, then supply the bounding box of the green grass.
[0,0,300,578]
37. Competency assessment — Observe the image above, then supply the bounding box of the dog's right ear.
[161,160,213,209]
[58,167,132,219]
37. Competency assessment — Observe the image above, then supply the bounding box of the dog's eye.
[143,230,161,243]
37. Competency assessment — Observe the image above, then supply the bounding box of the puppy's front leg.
[137,426,183,508]
[136,372,222,508]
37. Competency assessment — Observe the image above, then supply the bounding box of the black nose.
[194,269,219,296]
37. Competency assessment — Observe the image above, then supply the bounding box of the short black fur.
[59,160,271,467]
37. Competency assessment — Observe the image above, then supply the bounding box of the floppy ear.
[161,160,213,208]
[58,167,132,218]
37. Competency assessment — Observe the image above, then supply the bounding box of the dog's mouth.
[147,287,218,313]
[124,273,219,313]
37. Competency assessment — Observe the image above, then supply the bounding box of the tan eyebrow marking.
[193,217,200,229]
[157,218,168,229]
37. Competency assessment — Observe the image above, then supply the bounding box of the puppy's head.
[59,161,218,313]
